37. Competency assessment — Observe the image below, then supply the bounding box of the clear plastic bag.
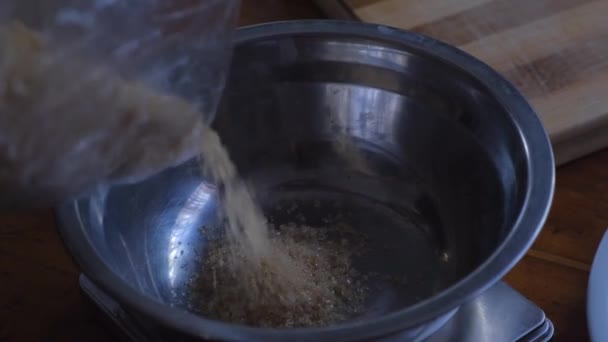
[0,0,239,207]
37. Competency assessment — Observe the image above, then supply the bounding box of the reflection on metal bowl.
[57,20,554,341]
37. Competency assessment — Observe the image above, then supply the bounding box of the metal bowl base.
[79,275,554,342]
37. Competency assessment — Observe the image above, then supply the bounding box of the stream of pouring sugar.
[197,125,272,258]
[198,125,371,260]
[195,124,368,328]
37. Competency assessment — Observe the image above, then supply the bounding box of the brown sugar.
[189,223,367,328]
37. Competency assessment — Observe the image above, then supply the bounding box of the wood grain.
[531,149,608,265]
[325,0,608,166]
[505,256,589,341]
[352,0,494,28]
[410,0,590,46]
[0,210,110,341]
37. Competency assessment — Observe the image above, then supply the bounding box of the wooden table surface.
[0,1,601,341]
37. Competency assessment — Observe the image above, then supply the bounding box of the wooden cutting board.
[316,0,608,165]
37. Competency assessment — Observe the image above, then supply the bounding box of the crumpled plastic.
[0,0,239,207]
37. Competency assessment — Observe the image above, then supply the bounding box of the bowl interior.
[80,32,528,325]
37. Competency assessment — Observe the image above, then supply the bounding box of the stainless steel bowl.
[57,20,554,341]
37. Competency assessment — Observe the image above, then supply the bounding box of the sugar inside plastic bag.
[0,0,239,207]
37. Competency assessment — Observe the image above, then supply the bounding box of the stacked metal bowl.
[58,21,554,341]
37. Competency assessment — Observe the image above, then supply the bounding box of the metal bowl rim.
[57,19,555,341]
